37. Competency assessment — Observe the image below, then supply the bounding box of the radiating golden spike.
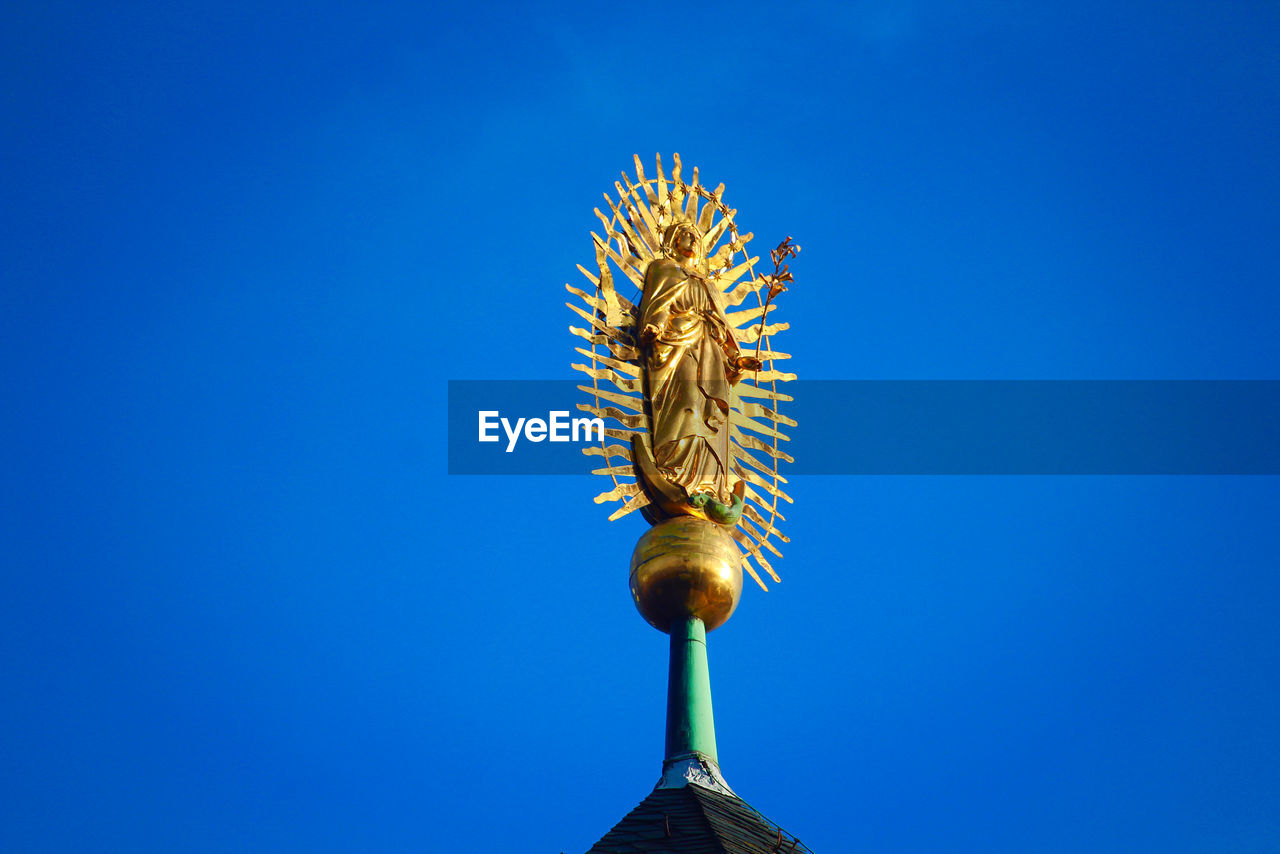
[568,325,639,360]
[577,385,644,413]
[596,200,629,248]
[594,482,643,504]
[684,165,699,220]
[739,515,784,559]
[731,427,796,464]
[669,153,685,214]
[742,524,778,571]
[563,301,605,330]
[742,504,790,543]
[589,241,624,328]
[715,257,761,292]
[731,449,791,486]
[733,531,777,587]
[570,365,642,393]
[620,174,662,249]
[742,484,787,523]
[591,256,640,299]
[575,264,600,287]
[602,426,643,442]
[568,325,634,354]
[605,192,653,259]
[741,349,792,362]
[732,448,789,483]
[605,341,640,362]
[606,339,640,361]
[697,188,717,233]
[591,233,645,288]
[706,244,736,272]
[574,265,637,314]
[733,412,791,441]
[731,458,795,502]
[578,403,646,429]
[592,464,636,477]
[566,285,633,334]
[724,304,768,326]
[573,347,639,377]
[614,183,657,256]
[736,321,789,344]
[579,400,646,426]
[740,401,798,427]
[582,443,634,460]
[737,528,782,583]
[564,282,607,311]
[737,550,768,591]
[565,303,633,346]
[723,278,762,307]
[742,369,798,383]
[655,153,668,221]
[593,206,614,234]
[607,492,651,522]
[734,384,794,402]
[632,154,653,201]
[704,211,735,249]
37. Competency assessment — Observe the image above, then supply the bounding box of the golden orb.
[630,517,743,633]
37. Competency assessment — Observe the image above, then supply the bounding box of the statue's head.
[661,220,704,262]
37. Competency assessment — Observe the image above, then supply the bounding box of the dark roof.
[586,784,813,854]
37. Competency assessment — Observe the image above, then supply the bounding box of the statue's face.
[674,227,698,259]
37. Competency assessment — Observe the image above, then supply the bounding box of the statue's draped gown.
[639,257,741,504]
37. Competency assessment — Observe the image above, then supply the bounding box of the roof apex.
[586,780,812,853]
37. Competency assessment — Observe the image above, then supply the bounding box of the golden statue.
[567,153,797,596]
[636,219,764,523]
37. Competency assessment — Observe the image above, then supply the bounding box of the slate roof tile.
[586,785,812,854]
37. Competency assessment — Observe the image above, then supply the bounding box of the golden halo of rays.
[565,153,797,591]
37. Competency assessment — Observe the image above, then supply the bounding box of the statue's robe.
[639,257,741,504]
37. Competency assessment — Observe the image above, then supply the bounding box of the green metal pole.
[665,616,718,764]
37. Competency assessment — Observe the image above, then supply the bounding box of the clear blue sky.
[3,2,1278,852]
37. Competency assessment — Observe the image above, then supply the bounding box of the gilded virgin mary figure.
[634,220,762,524]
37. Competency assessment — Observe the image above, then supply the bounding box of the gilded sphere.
[629,517,743,633]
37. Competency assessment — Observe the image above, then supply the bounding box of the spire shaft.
[664,616,718,763]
